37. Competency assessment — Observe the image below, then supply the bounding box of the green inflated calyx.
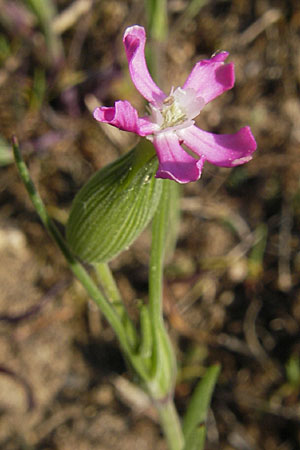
[66,141,162,263]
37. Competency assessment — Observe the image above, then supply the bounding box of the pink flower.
[94,25,257,184]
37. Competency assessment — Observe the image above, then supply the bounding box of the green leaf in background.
[286,355,300,390]
[182,364,220,450]
[0,136,14,166]
[0,33,11,64]
[145,0,168,42]
[66,140,162,263]
[175,0,209,28]
[144,0,168,86]
[248,223,268,280]
[24,0,63,63]
[29,67,46,110]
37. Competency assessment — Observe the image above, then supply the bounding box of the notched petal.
[123,25,166,105]
[94,100,142,135]
[183,53,235,104]
[178,125,257,168]
[153,132,205,183]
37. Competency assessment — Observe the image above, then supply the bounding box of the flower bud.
[66,141,162,263]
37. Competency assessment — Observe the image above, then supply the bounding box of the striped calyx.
[66,141,162,263]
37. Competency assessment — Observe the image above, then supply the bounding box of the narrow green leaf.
[183,364,220,442]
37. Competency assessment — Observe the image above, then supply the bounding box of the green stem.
[156,399,185,450]
[12,137,146,374]
[148,181,184,447]
[148,180,169,376]
[94,262,126,317]
[94,262,138,348]
[148,181,169,327]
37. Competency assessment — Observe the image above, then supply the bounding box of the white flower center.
[149,87,205,132]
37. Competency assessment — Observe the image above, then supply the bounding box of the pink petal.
[183,52,235,104]
[123,26,166,105]
[153,132,205,183]
[93,100,157,136]
[177,125,257,167]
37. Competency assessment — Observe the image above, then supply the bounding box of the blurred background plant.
[1,0,300,449]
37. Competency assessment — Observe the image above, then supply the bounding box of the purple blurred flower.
[94,26,256,184]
